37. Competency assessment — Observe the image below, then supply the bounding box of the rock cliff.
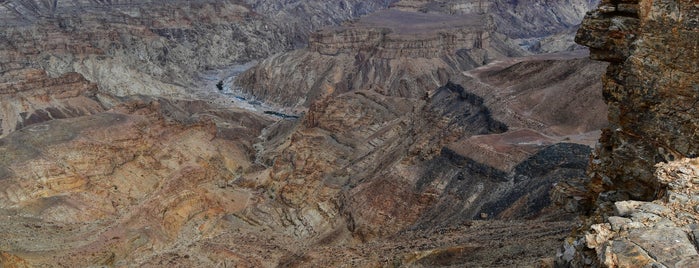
[389,0,600,53]
[0,0,394,137]
[0,69,105,138]
[560,0,699,266]
[236,5,522,108]
[0,0,621,267]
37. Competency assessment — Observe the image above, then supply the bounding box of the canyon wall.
[236,6,521,108]
[237,0,603,108]
[0,0,617,266]
[0,0,395,137]
[234,0,608,251]
[560,0,699,266]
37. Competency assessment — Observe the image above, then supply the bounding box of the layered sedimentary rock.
[560,0,699,266]
[0,0,616,266]
[237,0,603,109]
[0,0,395,97]
[234,1,607,260]
[389,0,600,53]
[0,69,105,137]
[0,97,278,267]
[237,6,519,108]
[309,9,489,58]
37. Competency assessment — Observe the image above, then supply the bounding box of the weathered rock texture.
[0,97,279,267]
[560,0,699,266]
[236,5,521,108]
[562,159,699,267]
[237,0,602,109]
[389,0,600,53]
[0,0,395,96]
[580,0,699,203]
[0,69,105,137]
[0,1,614,267]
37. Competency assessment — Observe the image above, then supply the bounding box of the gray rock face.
[0,0,395,93]
[559,1,699,265]
[0,0,395,138]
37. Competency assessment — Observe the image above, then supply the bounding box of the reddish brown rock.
[560,0,699,266]
[0,69,104,137]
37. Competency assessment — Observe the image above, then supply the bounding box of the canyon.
[2,0,691,267]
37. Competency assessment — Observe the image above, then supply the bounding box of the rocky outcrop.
[309,9,490,59]
[561,159,699,267]
[236,6,520,108]
[559,0,699,266]
[0,69,105,137]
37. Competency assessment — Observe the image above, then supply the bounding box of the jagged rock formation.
[580,0,699,201]
[559,0,699,266]
[562,159,699,267]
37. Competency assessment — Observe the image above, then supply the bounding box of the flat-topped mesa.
[308,9,490,59]
[389,0,492,14]
[449,0,492,14]
[0,0,214,23]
